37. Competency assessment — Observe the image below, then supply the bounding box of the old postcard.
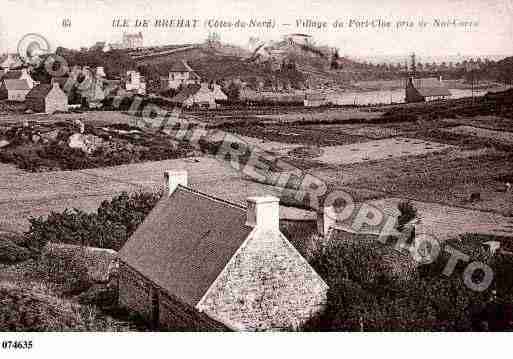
[1,0,513,356]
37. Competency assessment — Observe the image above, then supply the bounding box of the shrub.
[26,191,161,251]
[0,281,129,331]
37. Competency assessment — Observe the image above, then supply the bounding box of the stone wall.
[158,291,227,331]
[119,262,227,331]
[118,262,153,322]
[198,229,328,331]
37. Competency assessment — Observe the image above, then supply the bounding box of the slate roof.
[2,70,23,80]
[413,77,451,98]
[417,87,451,98]
[118,186,253,307]
[2,79,30,91]
[26,84,53,99]
[170,84,202,103]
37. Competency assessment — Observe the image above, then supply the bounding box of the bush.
[0,237,31,264]
[0,281,129,331]
[26,191,161,251]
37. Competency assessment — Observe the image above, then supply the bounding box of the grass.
[0,280,131,331]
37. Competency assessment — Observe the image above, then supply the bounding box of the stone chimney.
[316,206,337,237]
[164,170,188,196]
[246,196,280,232]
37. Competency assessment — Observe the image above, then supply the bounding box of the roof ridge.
[175,185,247,211]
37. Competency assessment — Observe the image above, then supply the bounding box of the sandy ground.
[316,137,454,165]
[443,125,513,145]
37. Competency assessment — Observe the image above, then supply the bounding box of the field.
[442,125,513,145]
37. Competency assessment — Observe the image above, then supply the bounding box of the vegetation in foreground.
[14,192,513,331]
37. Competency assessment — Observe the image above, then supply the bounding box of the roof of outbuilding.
[412,77,451,98]
[26,84,53,99]
[2,79,30,91]
[118,186,253,307]
[417,87,452,98]
[170,84,202,103]
[2,70,23,80]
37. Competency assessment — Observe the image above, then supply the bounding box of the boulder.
[40,129,60,142]
[0,139,10,149]
[68,133,105,155]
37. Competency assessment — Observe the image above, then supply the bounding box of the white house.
[125,70,146,95]
[165,61,201,90]
[118,170,328,331]
[170,82,227,109]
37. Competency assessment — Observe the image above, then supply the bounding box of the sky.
[1,0,513,60]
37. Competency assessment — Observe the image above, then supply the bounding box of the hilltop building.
[122,32,143,49]
[118,170,328,331]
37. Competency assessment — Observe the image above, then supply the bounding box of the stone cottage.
[170,82,227,109]
[0,79,31,101]
[118,170,328,331]
[25,82,68,114]
[1,68,36,89]
[405,77,451,103]
[163,60,201,90]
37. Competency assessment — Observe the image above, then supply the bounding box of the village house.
[405,76,451,103]
[1,68,37,89]
[170,82,227,109]
[118,170,328,331]
[125,70,146,95]
[0,79,31,101]
[25,82,68,114]
[163,60,201,90]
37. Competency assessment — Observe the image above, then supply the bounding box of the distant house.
[304,92,329,107]
[26,82,68,114]
[405,77,451,103]
[118,170,328,331]
[1,68,36,89]
[170,82,227,109]
[125,70,146,95]
[0,79,31,101]
[164,61,201,90]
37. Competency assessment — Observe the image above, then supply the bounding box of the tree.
[225,82,241,101]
